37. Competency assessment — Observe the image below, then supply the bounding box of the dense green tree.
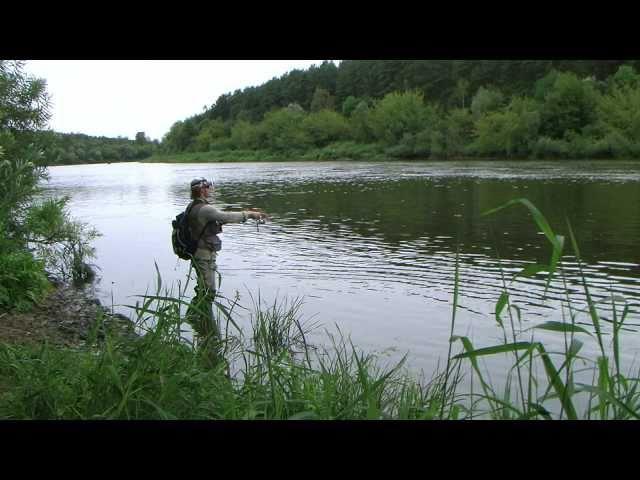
[0,61,50,214]
[301,110,350,147]
[597,80,640,143]
[610,64,640,90]
[0,61,50,134]
[193,118,227,152]
[134,131,148,145]
[230,120,262,150]
[260,108,311,151]
[349,101,375,143]
[470,86,505,119]
[341,96,359,117]
[443,108,474,156]
[309,87,336,112]
[162,120,198,153]
[307,61,338,94]
[538,72,599,139]
[470,96,541,156]
[453,78,471,109]
[368,91,431,145]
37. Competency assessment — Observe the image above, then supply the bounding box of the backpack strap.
[188,198,223,247]
[187,199,208,245]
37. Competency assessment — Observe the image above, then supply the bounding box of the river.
[41,160,640,379]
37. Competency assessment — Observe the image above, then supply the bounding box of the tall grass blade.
[482,198,561,250]
[483,198,563,295]
[453,341,534,359]
[530,321,594,336]
[495,291,508,328]
[515,263,550,278]
[565,221,605,356]
[535,343,577,420]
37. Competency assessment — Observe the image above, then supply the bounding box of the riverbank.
[141,147,640,164]
[143,143,391,163]
[44,145,640,166]
[0,278,136,348]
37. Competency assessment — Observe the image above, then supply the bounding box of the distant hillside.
[199,60,631,124]
[158,60,637,157]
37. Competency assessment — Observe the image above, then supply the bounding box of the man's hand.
[247,209,269,221]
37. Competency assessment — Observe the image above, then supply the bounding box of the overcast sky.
[23,60,332,142]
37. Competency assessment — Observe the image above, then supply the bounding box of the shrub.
[368,91,433,145]
[0,245,50,312]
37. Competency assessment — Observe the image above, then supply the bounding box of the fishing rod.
[206,169,268,231]
[255,217,266,232]
[248,208,268,232]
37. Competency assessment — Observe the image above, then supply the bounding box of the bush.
[0,245,50,312]
[469,97,540,157]
[413,129,434,157]
[531,137,570,159]
[368,91,433,145]
[25,198,100,285]
[443,108,474,157]
[470,87,505,119]
[539,71,599,139]
[194,119,227,152]
[610,64,640,90]
[597,83,640,143]
[301,110,351,147]
[259,109,312,151]
[208,137,236,151]
[299,142,384,161]
[385,136,417,158]
[349,101,375,143]
[230,120,262,150]
[341,96,359,117]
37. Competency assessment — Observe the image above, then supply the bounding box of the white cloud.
[23,60,332,141]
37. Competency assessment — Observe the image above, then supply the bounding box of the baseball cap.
[190,178,213,188]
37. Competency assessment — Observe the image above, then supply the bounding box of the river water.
[42,160,640,380]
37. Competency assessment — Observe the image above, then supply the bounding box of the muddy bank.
[0,278,136,347]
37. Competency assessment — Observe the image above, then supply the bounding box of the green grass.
[0,289,452,419]
[1,199,639,419]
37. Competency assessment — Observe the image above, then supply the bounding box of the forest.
[156,60,640,161]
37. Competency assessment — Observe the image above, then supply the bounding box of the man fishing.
[184,177,268,344]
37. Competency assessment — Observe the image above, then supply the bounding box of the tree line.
[38,131,159,165]
[157,61,640,160]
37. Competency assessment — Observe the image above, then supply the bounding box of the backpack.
[171,201,223,260]
[172,201,199,260]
